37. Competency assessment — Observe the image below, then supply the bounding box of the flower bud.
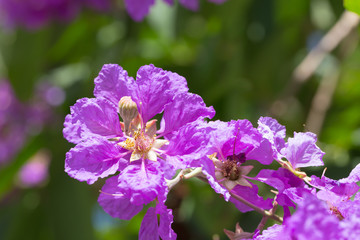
[118,96,138,135]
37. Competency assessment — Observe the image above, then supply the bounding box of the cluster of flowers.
[0,80,61,187]
[63,64,360,239]
[0,0,226,29]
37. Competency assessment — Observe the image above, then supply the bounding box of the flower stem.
[229,191,283,224]
[166,167,203,190]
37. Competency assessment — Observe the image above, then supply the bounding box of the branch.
[166,167,203,190]
[229,191,283,224]
[270,11,360,117]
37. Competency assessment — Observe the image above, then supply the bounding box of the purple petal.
[139,207,159,240]
[156,185,176,240]
[94,64,137,107]
[282,187,314,205]
[257,116,286,160]
[339,210,360,239]
[65,138,128,184]
[284,194,340,239]
[206,120,235,155]
[161,93,215,135]
[63,97,122,144]
[124,0,155,21]
[282,132,325,168]
[340,163,360,184]
[246,139,274,165]
[311,175,359,199]
[165,120,213,170]
[134,64,188,124]
[98,175,143,220]
[117,161,164,205]
[230,183,273,213]
[255,168,304,192]
[254,224,288,240]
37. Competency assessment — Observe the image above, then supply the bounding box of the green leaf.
[344,0,360,15]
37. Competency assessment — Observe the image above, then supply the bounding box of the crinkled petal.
[98,176,143,220]
[255,168,304,192]
[254,224,289,240]
[65,138,128,184]
[246,139,274,165]
[283,194,340,240]
[340,163,360,184]
[165,120,213,169]
[311,175,359,199]
[139,207,159,240]
[230,183,273,213]
[339,210,360,239]
[94,64,137,106]
[156,184,177,240]
[257,117,286,160]
[161,93,215,135]
[63,97,122,144]
[282,187,315,205]
[134,64,188,124]
[117,161,164,205]
[282,132,324,168]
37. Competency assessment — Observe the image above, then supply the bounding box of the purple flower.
[124,0,228,21]
[0,0,110,29]
[64,64,215,238]
[199,119,273,211]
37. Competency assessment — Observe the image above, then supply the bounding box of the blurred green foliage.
[1,0,360,239]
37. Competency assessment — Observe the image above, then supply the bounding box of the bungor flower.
[63,64,215,239]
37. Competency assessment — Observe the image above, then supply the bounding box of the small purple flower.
[64,64,215,238]
[199,119,273,211]
[124,0,228,22]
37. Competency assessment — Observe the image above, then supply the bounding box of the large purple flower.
[64,64,215,238]
[0,0,109,29]
[124,0,228,22]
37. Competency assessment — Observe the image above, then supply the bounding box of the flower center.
[222,160,241,181]
[133,130,155,154]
